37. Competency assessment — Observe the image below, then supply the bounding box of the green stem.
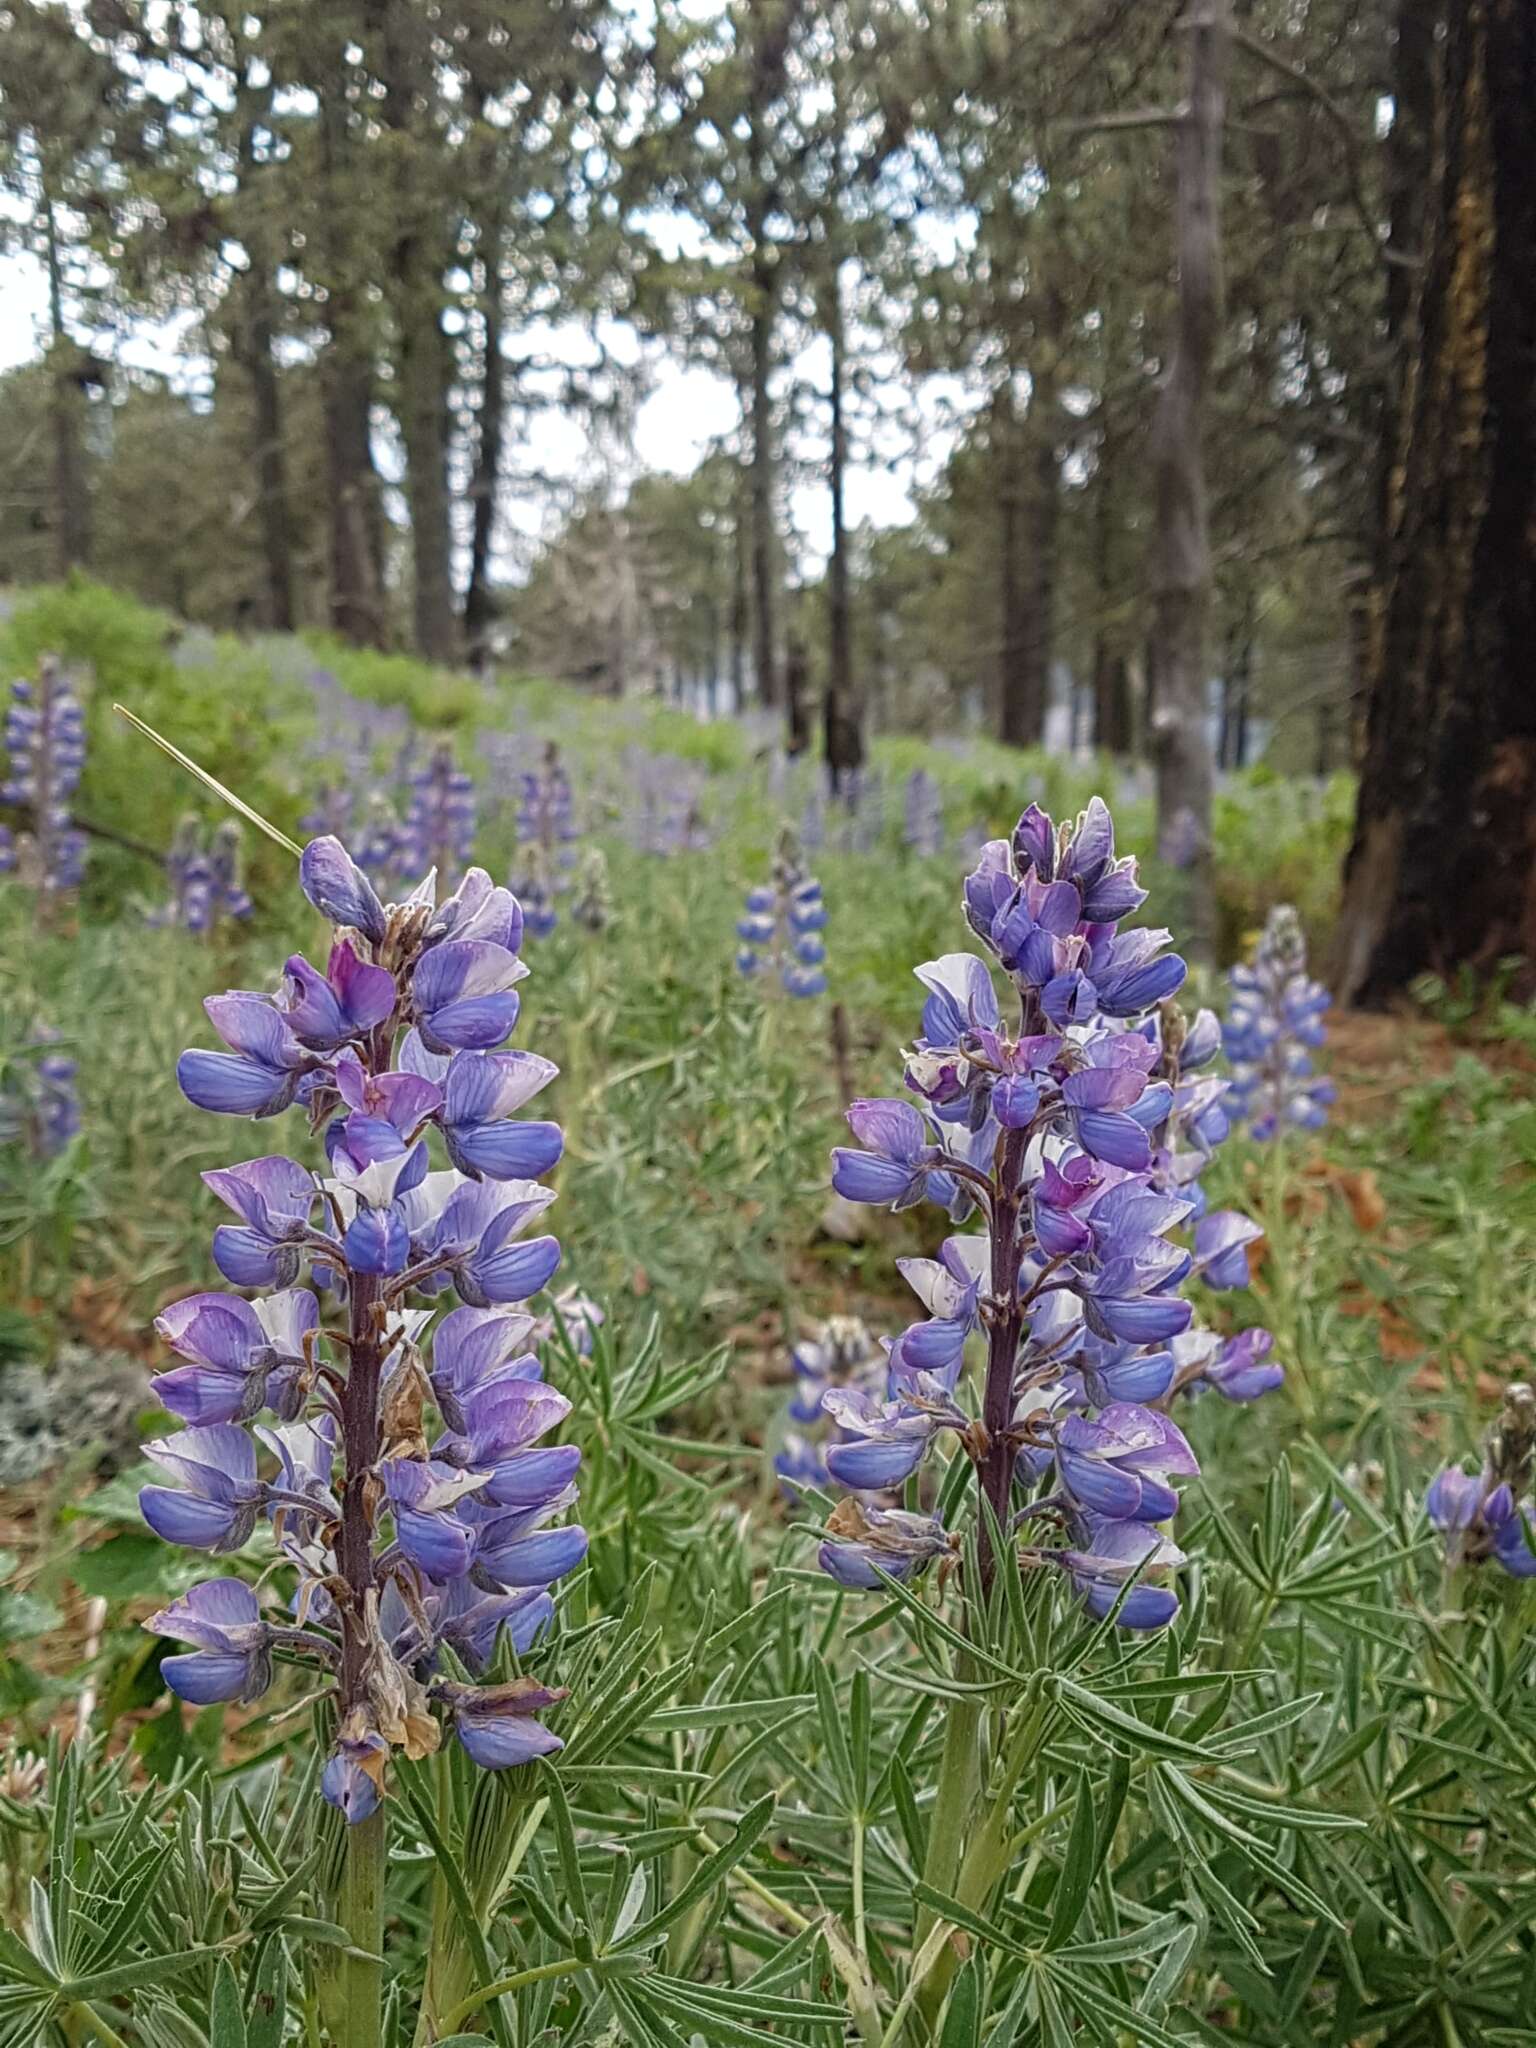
[691,1827,812,1932]
[440,1954,587,2031]
[64,2006,131,2048]
[852,1812,867,1961]
[337,1807,385,2048]
[914,1685,981,1952]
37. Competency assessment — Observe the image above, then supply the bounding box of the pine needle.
[112,702,304,859]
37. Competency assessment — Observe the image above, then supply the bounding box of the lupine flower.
[1224,906,1336,1138]
[736,826,828,999]
[140,836,589,1820]
[151,817,254,934]
[817,1496,951,1589]
[816,797,1237,1628]
[147,1580,275,1705]
[1,660,87,905]
[773,1316,887,1494]
[0,1025,80,1160]
[399,742,477,889]
[1427,1382,1536,1580]
[514,742,580,938]
[903,768,945,857]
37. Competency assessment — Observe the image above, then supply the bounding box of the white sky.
[1,239,974,579]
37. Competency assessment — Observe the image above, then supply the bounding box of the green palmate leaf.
[1139,1918,1203,2013]
[544,1769,592,1938]
[246,1939,288,2048]
[1056,1911,1190,1966]
[78,1841,172,1972]
[648,1692,813,1732]
[939,1955,983,2048]
[812,1660,854,1801]
[641,1975,840,2047]
[210,1959,246,2048]
[1053,1678,1222,1763]
[1044,1770,1101,1952]
[611,1793,777,1952]
[0,1922,56,1992]
[1052,1961,1195,2048]
[61,1941,254,2002]
[909,1882,1030,1960]
[654,1976,847,2027]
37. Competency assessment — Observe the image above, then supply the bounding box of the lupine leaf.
[210,1959,246,2048]
[1044,1770,1100,1951]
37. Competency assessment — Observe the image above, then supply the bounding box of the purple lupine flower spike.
[815,795,1255,1631]
[1224,905,1335,1138]
[1428,1383,1536,1580]
[1,659,88,907]
[736,824,828,998]
[513,741,580,938]
[144,837,588,1822]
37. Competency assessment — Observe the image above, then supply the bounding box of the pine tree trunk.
[376,0,457,665]
[1093,644,1133,757]
[462,219,506,664]
[1020,359,1059,750]
[236,93,294,632]
[1359,0,1436,748]
[1333,0,1536,1003]
[319,84,387,649]
[749,256,780,709]
[43,194,89,578]
[244,280,295,632]
[730,467,749,713]
[823,262,863,787]
[996,389,1030,748]
[1148,0,1230,964]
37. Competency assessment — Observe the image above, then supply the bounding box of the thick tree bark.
[43,194,89,577]
[1148,0,1230,964]
[823,262,863,787]
[1333,0,1536,1004]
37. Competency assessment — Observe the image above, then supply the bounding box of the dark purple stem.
[977,1126,1029,1591]
[974,986,1046,1593]
[338,1267,383,1706]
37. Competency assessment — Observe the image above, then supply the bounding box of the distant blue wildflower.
[737,826,828,998]
[1,660,87,903]
[1224,905,1336,1138]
